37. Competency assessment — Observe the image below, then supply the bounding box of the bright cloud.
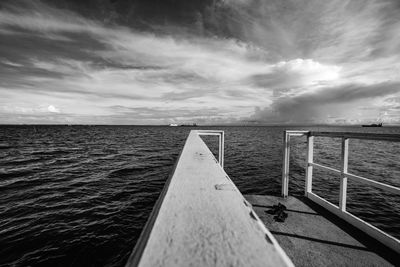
[47,105,60,113]
[274,59,341,84]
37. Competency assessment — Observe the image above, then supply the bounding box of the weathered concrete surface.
[126,131,293,267]
[245,195,399,267]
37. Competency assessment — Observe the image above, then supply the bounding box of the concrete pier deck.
[126,131,293,267]
[245,194,399,266]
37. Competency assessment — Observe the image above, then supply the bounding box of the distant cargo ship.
[362,123,383,127]
[179,123,197,127]
[169,123,198,127]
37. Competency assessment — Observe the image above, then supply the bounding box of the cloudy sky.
[0,0,399,125]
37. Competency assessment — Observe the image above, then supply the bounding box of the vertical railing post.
[305,134,314,196]
[198,131,224,168]
[282,131,290,197]
[339,138,349,211]
[218,131,224,169]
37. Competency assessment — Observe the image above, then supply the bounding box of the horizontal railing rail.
[309,131,400,142]
[282,130,400,253]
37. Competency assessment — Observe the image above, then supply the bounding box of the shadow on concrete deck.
[269,231,371,251]
[245,194,399,267]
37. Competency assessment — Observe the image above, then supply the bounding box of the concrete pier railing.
[126,130,293,267]
[282,130,400,253]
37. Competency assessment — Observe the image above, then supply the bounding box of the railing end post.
[339,137,349,211]
[219,131,224,169]
[282,131,290,198]
[305,135,314,196]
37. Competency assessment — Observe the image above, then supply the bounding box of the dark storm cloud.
[42,0,216,25]
[252,82,400,123]
[273,82,400,114]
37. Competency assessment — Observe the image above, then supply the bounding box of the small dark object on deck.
[266,203,288,222]
[267,203,287,215]
[274,210,288,222]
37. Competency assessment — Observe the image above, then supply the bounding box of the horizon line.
[1,123,399,127]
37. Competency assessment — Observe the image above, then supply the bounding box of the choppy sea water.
[0,125,399,266]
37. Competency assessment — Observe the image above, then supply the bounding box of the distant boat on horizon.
[169,123,198,127]
[362,122,383,127]
[179,123,197,127]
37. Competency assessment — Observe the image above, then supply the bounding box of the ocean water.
[0,125,399,266]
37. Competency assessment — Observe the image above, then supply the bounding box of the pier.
[245,195,398,266]
[126,130,399,266]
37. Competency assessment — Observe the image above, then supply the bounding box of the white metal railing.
[282,131,309,196]
[196,130,224,168]
[282,130,400,253]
